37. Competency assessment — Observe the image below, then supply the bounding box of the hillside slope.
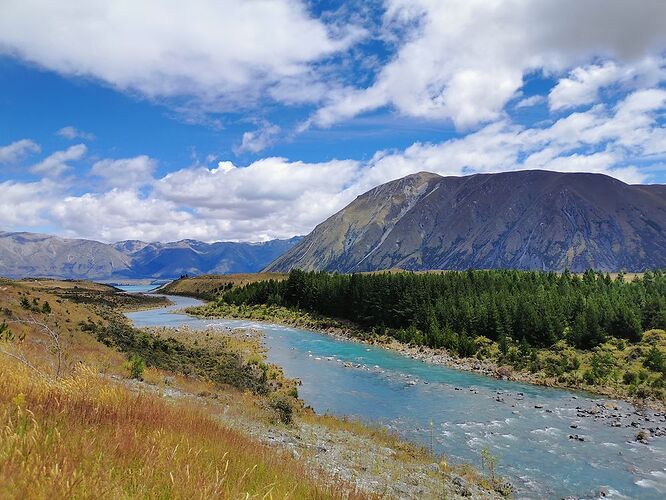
[265,170,666,273]
[0,278,498,499]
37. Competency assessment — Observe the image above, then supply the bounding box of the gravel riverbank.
[113,372,503,499]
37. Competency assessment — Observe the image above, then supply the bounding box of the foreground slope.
[266,170,666,273]
[0,278,499,499]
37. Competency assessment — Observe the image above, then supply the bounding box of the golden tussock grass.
[0,357,366,499]
[304,414,432,464]
[15,278,118,292]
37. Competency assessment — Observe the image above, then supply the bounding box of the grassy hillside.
[158,273,288,299]
[18,277,171,311]
[0,280,360,498]
[0,278,500,498]
[0,360,353,498]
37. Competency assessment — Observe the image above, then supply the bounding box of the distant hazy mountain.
[0,231,300,279]
[114,237,301,278]
[0,232,133,279]
[265,170,666,273]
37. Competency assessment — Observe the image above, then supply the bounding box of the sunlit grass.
[0,279,368,499]
[0,358,364,499]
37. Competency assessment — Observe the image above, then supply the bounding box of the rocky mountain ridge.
[265,170,666,273]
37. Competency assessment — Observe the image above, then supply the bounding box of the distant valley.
[0,231,300,279]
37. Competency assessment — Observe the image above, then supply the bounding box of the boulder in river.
[636,429,651,444]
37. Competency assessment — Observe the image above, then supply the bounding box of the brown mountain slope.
[265,170,666,273]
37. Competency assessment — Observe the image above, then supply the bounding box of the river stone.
[426,462,440,473]
[452,476,472,497]
[636,429,650,444]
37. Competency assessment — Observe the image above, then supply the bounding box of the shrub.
[480,447,498,482]
[474,336,494,359]
[269,394,294,425]
[126,354,145,380]
[589,348,616,382]
[623,371,637,385]
[643,329,666,344]
[569,355,581,371]
[643,345,665,373]
[457,332,477,357]
[0,321,12,341]
[651,374,665,389]
[583,370,596,385]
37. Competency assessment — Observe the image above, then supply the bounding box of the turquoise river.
[123,288,666,499]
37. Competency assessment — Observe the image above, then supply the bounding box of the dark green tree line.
[222,269,666,354]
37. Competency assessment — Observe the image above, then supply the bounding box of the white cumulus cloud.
[30,144,87,178]
[311,0,666,129]
[90,155,157,188]
[515,95,546,108]
[234,123,281,154]
[0,139,40,164]
[1,89,665,242]
[0,0,359,111]
[57,126,96,141]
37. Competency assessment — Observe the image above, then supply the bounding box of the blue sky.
[1,0,665,242]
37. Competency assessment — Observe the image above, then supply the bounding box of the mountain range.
[2,170,664,279]
[0,231,300,280]
[265,170,666,273]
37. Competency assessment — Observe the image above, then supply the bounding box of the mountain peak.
[265,170,666,273]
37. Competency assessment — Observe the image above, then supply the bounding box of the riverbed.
[124,291,666,499]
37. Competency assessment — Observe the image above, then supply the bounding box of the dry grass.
[0,279,372,499]
[603,272,644,282]
[141,325,299,399]
[0,277,497,498]
[0,356,367,499]
[17,277,119,292]
[0,279,128,377]
[305,414,432,463]
[158,273,288,299]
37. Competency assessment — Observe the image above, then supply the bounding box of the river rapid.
[124,289,666,499]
